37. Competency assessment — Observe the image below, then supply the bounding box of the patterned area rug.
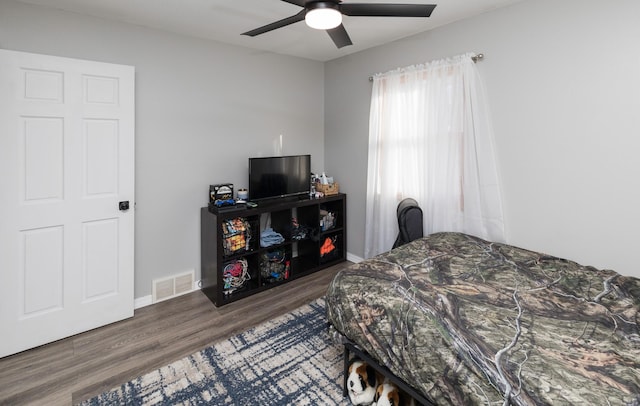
[81,298,348,405]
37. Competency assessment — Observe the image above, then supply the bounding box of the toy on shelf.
[222,258,250,295]
[222,217,251,256]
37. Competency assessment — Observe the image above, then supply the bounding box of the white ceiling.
[16,0,523,62]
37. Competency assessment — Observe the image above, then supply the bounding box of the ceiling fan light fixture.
[305,2,342,30]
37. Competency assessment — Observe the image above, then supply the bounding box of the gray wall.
[3,0,639,300]
[326,0,640,277]
[0,0,325,298]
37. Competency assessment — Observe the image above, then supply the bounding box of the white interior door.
[0,49,135,358]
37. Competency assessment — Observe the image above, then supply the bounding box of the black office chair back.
[392,198,424,249]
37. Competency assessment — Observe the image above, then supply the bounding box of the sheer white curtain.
[365,52,504,258]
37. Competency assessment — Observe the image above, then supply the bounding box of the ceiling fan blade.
[340,3,436,17]
[327,24,353,49]
[281,0,307,6]
[242,10,306,37]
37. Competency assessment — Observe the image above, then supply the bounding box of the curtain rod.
[471,53,484,63]
[368,52,484,82]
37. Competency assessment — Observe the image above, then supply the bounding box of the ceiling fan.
[242,0,437,49]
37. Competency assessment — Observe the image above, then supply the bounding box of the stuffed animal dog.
[347,360,379,405]
[373,380,416,406]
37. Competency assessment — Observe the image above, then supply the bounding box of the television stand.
[200,193,347,306]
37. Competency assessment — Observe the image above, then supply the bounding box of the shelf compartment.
[319,209,337,232]
[295,205,319,241]
[268,209,292,237]
[289,254,318,278]
[319,232,343,264]
[320,200,344,230]
[259,246,291,286]
[221,216,258,257]
[221,256,259,297]
[296,239,319,264]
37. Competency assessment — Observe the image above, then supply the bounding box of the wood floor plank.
[0,263,347,405]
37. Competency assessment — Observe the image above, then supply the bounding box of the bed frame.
[343,339,433,406]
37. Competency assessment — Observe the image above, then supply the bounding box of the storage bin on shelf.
[319,234,340,263]
[260,248,290,285]
[315,182,339,196]
[222,258,251,295]
[320,209,336,231]
[222,217,252,256]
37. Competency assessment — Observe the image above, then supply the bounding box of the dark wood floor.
[0,263,348,405]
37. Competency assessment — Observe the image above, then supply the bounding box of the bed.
[326,232,640,405]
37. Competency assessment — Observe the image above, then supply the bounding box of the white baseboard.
[134,295,153,309]
[346,252,364,264]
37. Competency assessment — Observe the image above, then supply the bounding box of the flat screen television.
[248,155,311,201]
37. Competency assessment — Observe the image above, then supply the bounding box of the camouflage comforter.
[326,232,640,405]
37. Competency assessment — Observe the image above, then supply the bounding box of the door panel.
[0,49,135,358]
[20,226,65,317]
[84,119,119,196]
[83,218,119,301]
[23,68,64,102]
[22,117,65,202]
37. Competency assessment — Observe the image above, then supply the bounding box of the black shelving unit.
[200,193,346,306]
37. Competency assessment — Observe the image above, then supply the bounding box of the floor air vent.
[152,270,195,303]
